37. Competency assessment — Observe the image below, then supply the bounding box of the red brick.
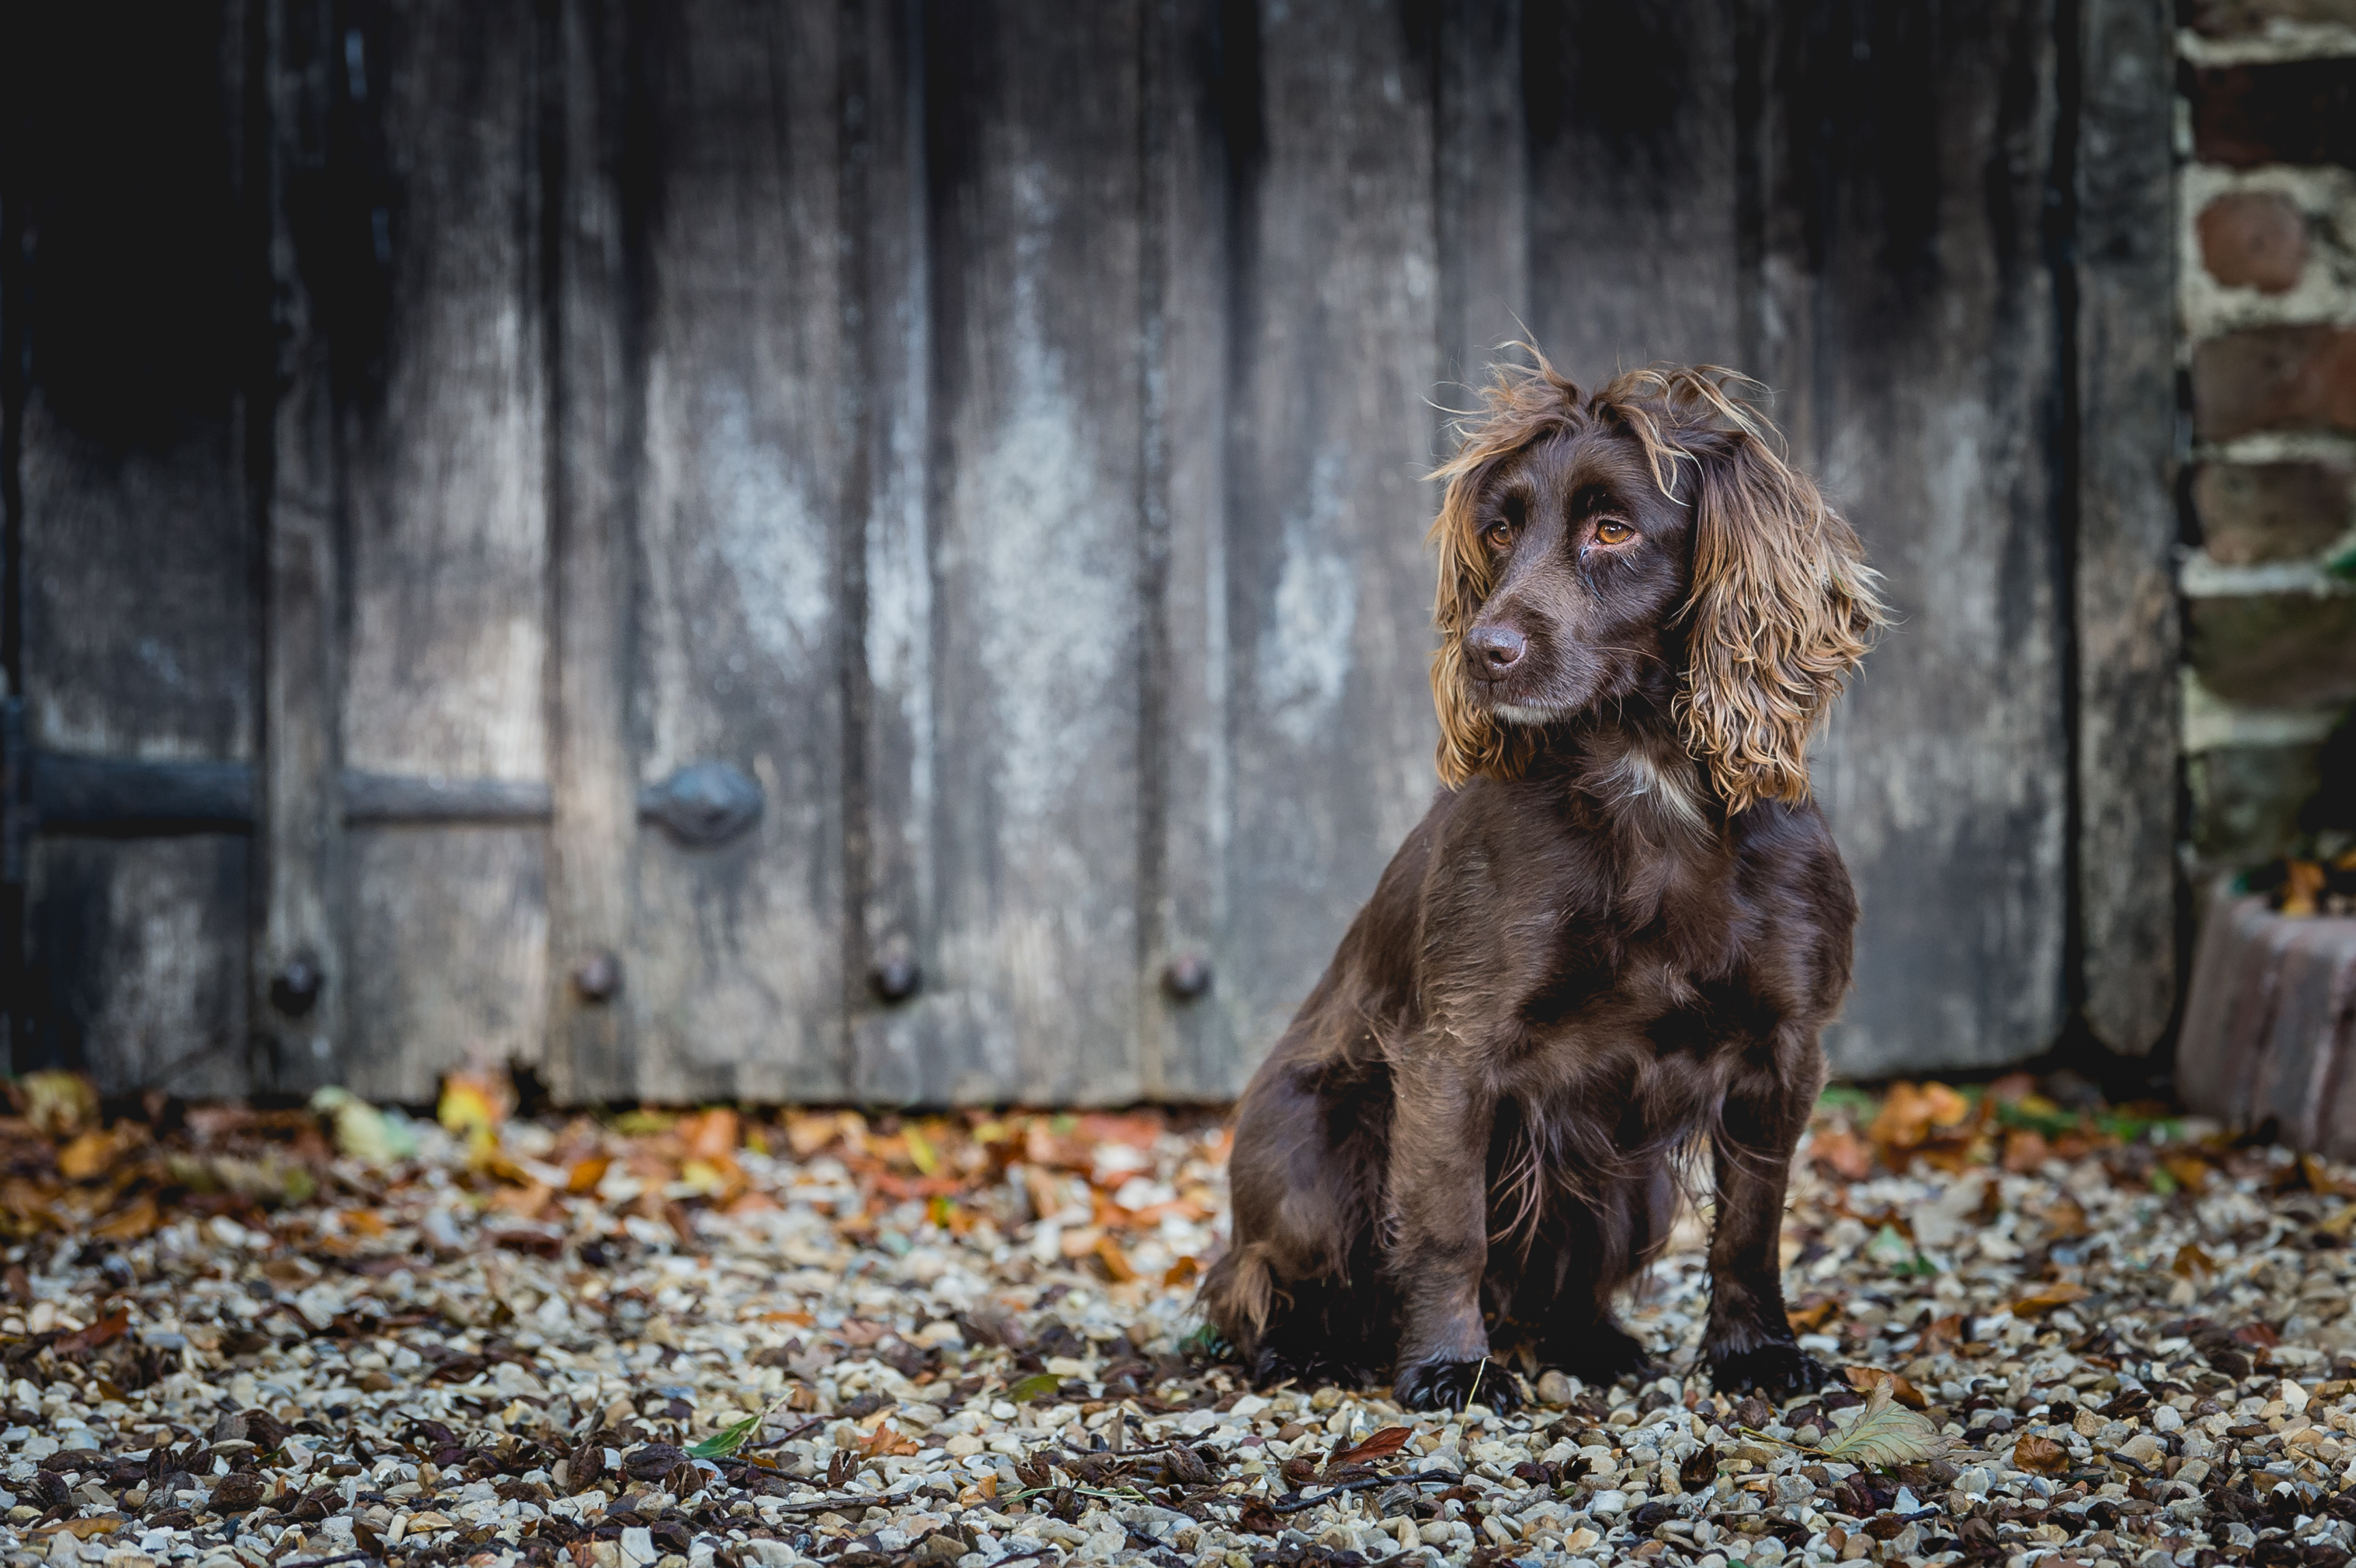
[2192,325,2356,440]
[2188,61,2356,169]
[2198,192,2308,293]
[2192,462,2355,563]
[2185,0,2356,39]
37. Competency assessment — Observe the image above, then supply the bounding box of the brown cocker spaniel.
[1201,352,1885,1410]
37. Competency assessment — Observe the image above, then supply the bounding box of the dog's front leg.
[1384,1063,1517,1412]
[1703,1040,1831,1395]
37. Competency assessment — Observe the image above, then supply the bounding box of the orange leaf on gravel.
[2002,1129,2051,1173]
[565,1157,609,1194]
[2009,1282,2089,1317]
[2013,1434,2070,1475]
[682,1108,740,1162]
[1093,1234,1137,1283]
[1869,1081,1972,1158]
[859,1423,920,1458]
[1327,1426,1414,1468]
[1846,1365,1928,1410]
[92,1194,160,1242]
[1810,1127,1872,1180]
[1163,1256,1201,1287]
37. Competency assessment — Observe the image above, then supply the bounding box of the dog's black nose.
[1466,625,1526,676]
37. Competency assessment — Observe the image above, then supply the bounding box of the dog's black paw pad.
[1542,1325,1659,1387]
[1709,1342,1834,1396]
[1393,1357,1524,1413]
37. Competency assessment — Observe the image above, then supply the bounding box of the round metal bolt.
[269,954,323,1018]
[1162,953,1213,1001]
[869,954,922,1004]
[572,949,623,1003]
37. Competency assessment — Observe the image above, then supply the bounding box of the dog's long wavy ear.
[1428,350,1578,788]
[1675,406,1886,813]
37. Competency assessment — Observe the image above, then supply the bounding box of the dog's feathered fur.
[1201,351,1884,1410]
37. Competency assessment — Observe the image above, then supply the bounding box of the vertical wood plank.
[544,0,643,1104]
[7,1,260,1093]
[2075,0,2179,1055]
[617,0,849,1104]
[261,0,347,1091]
[866,0,1146,1104]
[334,0,550,1097]
[1223,0,1443,1067]
[1754,0,2071,1075]
[846,0,945,1095]
[1437,0,1531,393]
[1138,0,1241,1099]
[1521,0,1743,372]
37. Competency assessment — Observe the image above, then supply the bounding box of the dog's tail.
[1197,1243,1280,1363]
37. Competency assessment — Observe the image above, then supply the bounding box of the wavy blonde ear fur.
[1427,349,1588,788]
[1667,381,1885,813]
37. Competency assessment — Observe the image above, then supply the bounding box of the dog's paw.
[1251,1344,1377,1393]
[1393,1357,1524,1414]
[1540,1323,1659,1387]
[1709,1341,1834,1397]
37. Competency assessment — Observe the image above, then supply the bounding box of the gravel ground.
[5,1077,2356,1568]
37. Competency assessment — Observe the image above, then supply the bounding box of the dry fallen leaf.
[1846,1365,1929,1410]
[2009,1282,2091,1318]
[1810,1126,1873,1181]
[1868,1081,1973,1158]
[2012,1434,2070,1475]
[858,1422,921,1458]
[1326,1426,1414,1470]
[1817,1380,1952,1466]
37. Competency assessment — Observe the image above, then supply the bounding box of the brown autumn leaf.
[1162,1256,1201,1288]
[2172,1243,2216,1279]
[1868,1082,1973,1157]
[1915,1314,1966,1356]
[1237,1500,1284,1536]
[2233,1321,2281,1349]
[2010,1282,2091,1318]
[2037,1197,2091,1241]
[91,1194,160,1242]
[857,1422,921,1458]
[1326,1426,1415,1470]
[2012,1434,2070,1475]
[1846,1365,1928,1410]
[53,1308,130,1357]
[2162,1155,2213,1194]
[2002,1129,2051,1173]
[1787,1297,1839,1333]
[1810,1126,1873,1181]
[1093,1234,1137,1284]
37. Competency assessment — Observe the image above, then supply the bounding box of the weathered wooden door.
[1,0,2176,1104]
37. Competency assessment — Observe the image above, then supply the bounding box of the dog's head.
[1429,351,1885,812]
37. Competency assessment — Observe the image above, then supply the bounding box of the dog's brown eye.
[1482,521,1515,551]
[1594,520,1634,545]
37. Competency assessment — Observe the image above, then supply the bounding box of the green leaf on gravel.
[688,1414,761,1460]
[1005,1372,1062,1403]
[1818,1381,1952,1468]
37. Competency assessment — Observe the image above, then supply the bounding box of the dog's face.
[1428,359,1884,810]
[1458,430,1693,727]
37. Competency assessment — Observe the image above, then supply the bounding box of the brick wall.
[2179,2,2356,878]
